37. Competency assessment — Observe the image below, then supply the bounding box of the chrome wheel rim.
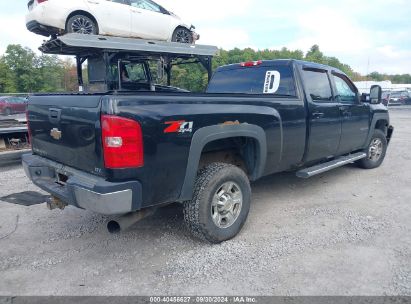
[369,138,383,161]
[211,182,243,229]
[175,29,191,43]
[71,17,94,34]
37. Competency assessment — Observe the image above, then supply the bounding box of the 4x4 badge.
[50,128,62,140]
[164,121,193,134]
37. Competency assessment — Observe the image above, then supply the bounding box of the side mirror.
[370,85,382,104]
[361,93,370,103]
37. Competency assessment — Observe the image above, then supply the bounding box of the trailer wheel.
[172,27,193,44]
[66,15,98,35]
[183,163,251,243]
[357,129,388,169]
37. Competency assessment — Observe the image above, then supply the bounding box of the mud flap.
[0,191,50,207]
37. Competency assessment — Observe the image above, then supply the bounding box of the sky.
[0,0,410,75]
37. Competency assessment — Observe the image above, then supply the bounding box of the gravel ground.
[0,107,410,296]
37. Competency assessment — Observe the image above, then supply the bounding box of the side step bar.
[296,152,367,179]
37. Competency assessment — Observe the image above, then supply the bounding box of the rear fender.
[178,124,267,201]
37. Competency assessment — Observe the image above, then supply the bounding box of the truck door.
[302,68,342,162]
[331,73,370,155]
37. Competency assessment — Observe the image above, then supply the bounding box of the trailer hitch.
[46,196,68,211]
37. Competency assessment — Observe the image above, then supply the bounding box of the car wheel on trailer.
[183,163,251,243]
[66,15,98,35]
[357,129,388,169]
[172,27,193,44]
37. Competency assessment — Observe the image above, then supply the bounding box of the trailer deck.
[40,33,219,58]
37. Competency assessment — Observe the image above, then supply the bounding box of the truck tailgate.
[28,95,105,176]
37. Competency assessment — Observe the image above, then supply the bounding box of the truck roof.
[215,59,346,75]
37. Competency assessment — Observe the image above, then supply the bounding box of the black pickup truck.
[23,57,393,243]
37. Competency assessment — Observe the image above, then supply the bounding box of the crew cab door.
[302,68,342,162]
[129,0,172,40]
[331,73,370,154]
[86,0,131,37]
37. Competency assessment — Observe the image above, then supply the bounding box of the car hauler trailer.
[39,33,219,92]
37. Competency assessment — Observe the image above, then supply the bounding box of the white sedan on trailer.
[26,0,199,43]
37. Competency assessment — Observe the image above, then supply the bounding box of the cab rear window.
[206,65,297,97]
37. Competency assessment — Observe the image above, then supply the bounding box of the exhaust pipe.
[107,208,156,234]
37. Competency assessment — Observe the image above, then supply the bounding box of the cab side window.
[108,0,128,4]
[302,70,333,102]
[332,74,357,103]
[129,0,161,12]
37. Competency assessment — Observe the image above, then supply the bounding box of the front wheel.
[66,15,98,35]
[357,130,388,169]
[183,163,251,243]
[172,27,193,44]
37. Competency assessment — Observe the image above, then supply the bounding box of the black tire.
[66,15,98,35]
[183,163,251,243]
[5,108,11,116]
[172,27,193,44]
[357,129,388,169]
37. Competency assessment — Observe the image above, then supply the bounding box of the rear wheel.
[66,15,98,35]
[172,27,193,44]
[183,163,251,243]
[357,130,388,169]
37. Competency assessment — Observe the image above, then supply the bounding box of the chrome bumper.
[22,154,142,215]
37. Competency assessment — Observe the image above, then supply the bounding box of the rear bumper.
[22,154,142,215]
[26,20,60,37]
[26,2,67,36]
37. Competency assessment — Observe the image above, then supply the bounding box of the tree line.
[0,44,409,94]
[0,45,78,93]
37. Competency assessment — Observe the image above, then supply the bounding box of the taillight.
[37,0,48,3]
[240,60,262,67]
[101,115,144,169]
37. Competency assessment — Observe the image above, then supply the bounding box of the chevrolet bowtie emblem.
[50,128,62,140]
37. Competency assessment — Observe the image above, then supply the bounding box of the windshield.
[207,65,297,96]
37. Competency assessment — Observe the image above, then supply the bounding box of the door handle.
[312,112,324,119]
[87,0,100,4]
[131,8,142,13]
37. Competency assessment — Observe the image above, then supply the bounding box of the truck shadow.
[139,163,362,240]
[252,163,360,194]
[0,163,363,244]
